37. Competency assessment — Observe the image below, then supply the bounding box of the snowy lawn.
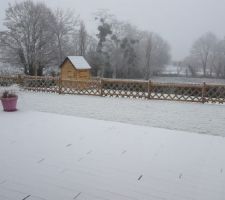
[0,111,225,200]
[13,90,225,137]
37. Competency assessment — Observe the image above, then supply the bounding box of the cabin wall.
[77,70,91,79]
[61,60,77,80]
[60,60,91,80]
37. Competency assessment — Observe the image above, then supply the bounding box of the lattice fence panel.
[60,80,101,96]
[205,85,225,103]
[149,83,203,102]
[23,76,59,93]
[0,76,19,86]
[2,75,225,104]
[102,79,148,99]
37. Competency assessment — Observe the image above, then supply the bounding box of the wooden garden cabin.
[60,56,91,80]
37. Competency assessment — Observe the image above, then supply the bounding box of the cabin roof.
[62,56,91,70]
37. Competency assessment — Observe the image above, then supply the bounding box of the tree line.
[184,32,225,78]
[0,0,171,79]
[2,1,224,79]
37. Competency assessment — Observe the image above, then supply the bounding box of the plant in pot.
[1,90,18,112]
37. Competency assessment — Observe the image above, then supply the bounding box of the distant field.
[151,76,225,84]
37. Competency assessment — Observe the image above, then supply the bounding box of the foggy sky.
[1,0,225,60]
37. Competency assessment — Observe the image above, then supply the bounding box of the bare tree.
[106,21,140,78]
[93,11,113,77]
[182,56,199,77]
[140,32,171,79]
[52,8,79,65]
[74,21,88,56]
[210,38,225,78]
[85,36,99,75]
[0,0,57,76]
[190,32,218,77]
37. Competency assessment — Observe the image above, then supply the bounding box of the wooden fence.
[1,75,225,104]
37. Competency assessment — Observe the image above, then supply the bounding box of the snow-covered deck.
[0,111,225,200]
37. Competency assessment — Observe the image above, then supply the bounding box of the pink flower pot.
[1,96,18,112]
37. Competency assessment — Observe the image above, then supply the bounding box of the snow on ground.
[0,111,225,200]
[11,90,225,137]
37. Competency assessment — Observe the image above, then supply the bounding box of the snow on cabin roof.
[67,56,91,70]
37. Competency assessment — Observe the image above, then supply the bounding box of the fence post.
[58,77,62,94]
[202,82,206,104]
[100,78,104,96]
[148,80,152,99]
[17,74,23,86]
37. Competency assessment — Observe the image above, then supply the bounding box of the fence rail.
[1,75,225,104]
